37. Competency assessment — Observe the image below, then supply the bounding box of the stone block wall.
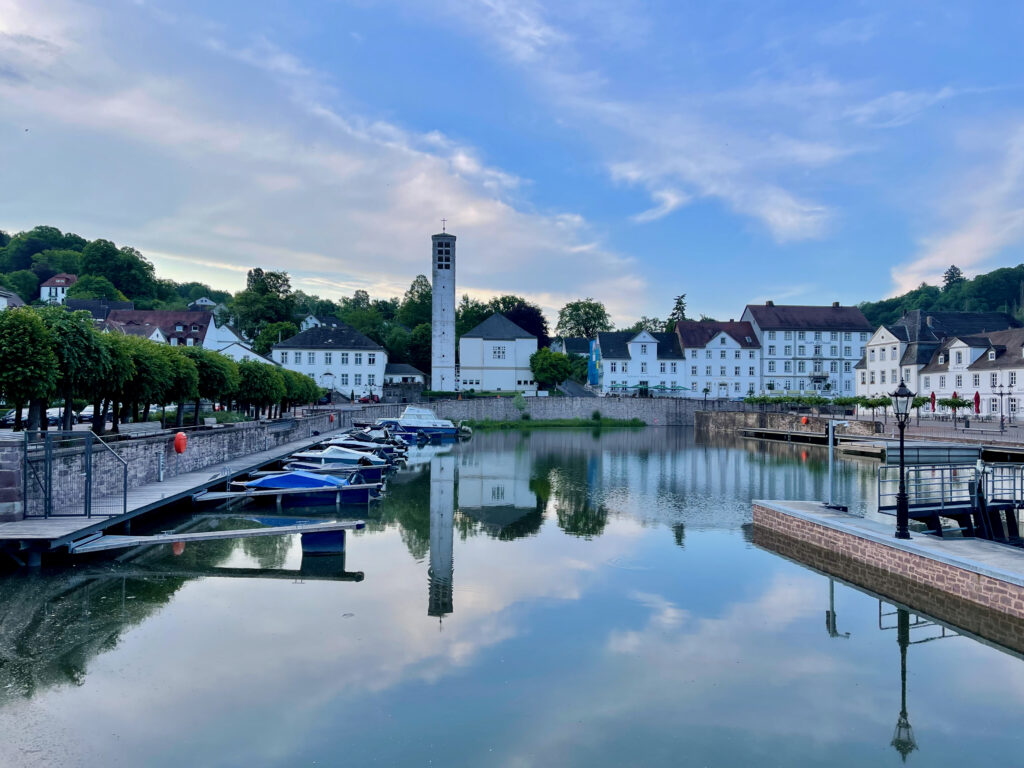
[753,524,1024,655]
[0,441,24,522]
[753,503,1024,620]
[697,411,879,437]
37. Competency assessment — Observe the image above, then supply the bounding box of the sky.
[2,1,1024,325]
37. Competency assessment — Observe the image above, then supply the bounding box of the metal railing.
[878,461,1024,513]
[23,430,127,519]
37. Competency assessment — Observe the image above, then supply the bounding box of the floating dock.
[0,427,351,563]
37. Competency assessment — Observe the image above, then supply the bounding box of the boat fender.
[801,416,808,425]
[330,414,335,423]
[174,432,187,454]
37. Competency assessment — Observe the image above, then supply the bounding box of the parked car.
[358,394,380,404]
[1,408,63,426]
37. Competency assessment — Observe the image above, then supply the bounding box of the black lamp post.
[890,608,917,761]
[997,383,1006,434]
[890,379,914,540]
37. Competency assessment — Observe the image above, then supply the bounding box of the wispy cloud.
[892,125,1024,293]
[630,189,690,223]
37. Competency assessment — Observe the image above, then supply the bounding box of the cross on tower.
[441,218,447,233]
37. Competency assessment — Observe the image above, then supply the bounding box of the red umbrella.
[952,390,958,399]
[974,390,981,414]
[930,391,936,412]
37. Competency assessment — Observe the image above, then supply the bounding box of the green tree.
[384,325,412,363]
[621,316,664,334]
[67,275,128,301]
[5,270,39,303]
[237,360,287,417]
[942,265,966,291]
[231,270,296,338]
[181,347,240,425]
[664,294,688,331]
[161,347,200,426]
[555,298,613,338]
[530,347,572,390]
[92,334,136,434]
[0,226,66,273]
[0,308,58,430]
[116,336,174,427]
[31,249,83,282]
[397,275,432,329]
[489,295,550,347]
[37,307,110,430]
[254,321,299,356]
[408,323,432,375]
[938,396,972,427]
[456,295,491,338]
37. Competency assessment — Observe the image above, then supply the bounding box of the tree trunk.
[28,399,43,431]
[132,401,140,423]
[175,402,184,428]
[93,399,106,435]
[110,401,121,434]
[13,400,24,432]
[142,403,151,422]
[63,385,75,431]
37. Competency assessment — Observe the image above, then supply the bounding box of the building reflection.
[458,450,541,539]
[428,454,455,620]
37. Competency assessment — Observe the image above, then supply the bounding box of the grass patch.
[465,417,645,430]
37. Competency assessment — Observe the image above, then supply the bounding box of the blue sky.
[2,1,1023,324]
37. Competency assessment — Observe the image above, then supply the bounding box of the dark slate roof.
[557,337,591,355]
[887,309,1020,343]
[66,298,134,320]
[968,329,1024,371]
[385,363,425,376]
[461,313,535,340]
[0,288,25,307]
[744,303,873,331]
[675,320,760,349]
[273,323,382,351]
[854,355,866,370]
[899,342,939,367]
[597,331,684,360]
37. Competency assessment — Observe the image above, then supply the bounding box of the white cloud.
[846,87,958,128]
[630,188,690,223]
[892,124,1024,293]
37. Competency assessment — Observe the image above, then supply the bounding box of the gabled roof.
[103,320,164,339]
[899,342,939,367]
[385,363,425,376]
[461,313,535,340]
[967,329,1024,371]
[744,302,872,331]
[0,288,25,307]
[273,323,383,351]
[555,337,591,355]
[888,309,1020,343]
[66,298,134,320]
[40,273,77,288]
[107,310,213,343]
[675,320,760,349]
[304,314,342,327]
[596,331,684,359]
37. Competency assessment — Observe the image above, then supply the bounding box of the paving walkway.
[0,425,344,549]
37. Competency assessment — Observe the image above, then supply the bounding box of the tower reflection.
[428,454,455,621]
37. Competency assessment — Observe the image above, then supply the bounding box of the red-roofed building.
[40,273,78,304]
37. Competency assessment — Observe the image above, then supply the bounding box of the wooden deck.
[0,427,345,550]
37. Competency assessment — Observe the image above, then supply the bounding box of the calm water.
[1,428,1022,767]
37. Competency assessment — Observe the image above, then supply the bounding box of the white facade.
[596,331,687,397]
[217,341,276,365]
[857,326,919,397]
[40,273,76,304]
[459,335,537,393]
[431,233,457,391]
[678,332,761,399]
[457,450,537,512]
[275,343,387,397]
[0,289,25,310]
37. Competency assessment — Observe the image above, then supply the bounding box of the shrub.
[521,413,531,421]
[591,409,602,421]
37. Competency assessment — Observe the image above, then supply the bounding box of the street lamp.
[996,383,1006,434]
[890,379,914,540]
[890,608,917,761]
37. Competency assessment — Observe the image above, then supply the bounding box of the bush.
[591,409,602,421]
[521,413,531,421]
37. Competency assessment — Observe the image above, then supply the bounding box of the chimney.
[729,318,734,323]
[765,300,774,307]
[832,301,840,308]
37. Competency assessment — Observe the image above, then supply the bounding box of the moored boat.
[372,406,458,439]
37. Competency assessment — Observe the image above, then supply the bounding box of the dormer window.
[938,354,944,364]
[989,350,996,361]
[191,324,200,332]
[175,324,184,332]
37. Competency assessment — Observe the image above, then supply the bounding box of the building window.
[768,361,776,373]
[307,352,315,365]
[660,362,666,373]
[610,362,617,372]
[767,331,776,340]
[830,361,838,373]
[768,345,775,355]
[989,350,997,361]
[354,374,362,386]
[720,337,727,345]
[719,366,726,376]
[281,351,288,364]
[973,374,980,387]
[784,331,792,340]
[991,373,999,387]
[734,366,740,376]
[341,353,349,365]
[186,338,194,346]
[814,345,822,356]
[784,361,792,373]
[814,331,821,341]
[880,348,886,361]
[992,398,999,412]
[860,372,866,385]
[340,374,349,386]
[749,367,755,376]
[491,346,506,360]
[368,353,376,365]
[641,363,647,373]
[870,372,876,384]
[641,344,648,354]
[844,362,851,373]
[798,331,806,340]
[720,350,726,359]
[705,366,712,375]
[814,361,823,373]
[690,350,697,358]
[622,363,628,373]
[860,333,868,341]
[798,361,806,373]
[939,375,946,388]
[784,345,792,355]
[798,346,806,356]
[955,375,963,388]
[1012,398,1018,413]
[844,346,851,356]
[1011,372,1018,387]
[831,332,838,341]
[955,351,963,364]
[325,352,332,365]
[368,374,375,386]
[938,354,944,364]
[670,363,677,373]
[705,350,712,359]
[691,365,697,375]
[175,324,184,332]
[844,381,851,391]
[830,346,838,356]
[844,332,852,341]
[923,376,930,388]
[355,353,363,365]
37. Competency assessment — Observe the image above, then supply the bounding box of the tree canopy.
[556,298,613,339]
[530,347,572,390]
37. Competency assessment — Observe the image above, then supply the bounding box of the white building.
[105,310,246,349]
[740,301,873,396]
[217,341,277,366]
[593,330,686,397]
[384,363,426,385]
[273,323,387,398]
[458,313,537,393]
[431,231,457,391]
[457,449,538,536]
[856,310,1019,399]
[0,288,25,310]
[40,273,77,304]
[675,320,761,398]
[299,314,342,332]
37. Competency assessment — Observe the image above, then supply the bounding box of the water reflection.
[428,454,455,620]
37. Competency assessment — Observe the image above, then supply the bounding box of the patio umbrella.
[974,390,981,414]
[930,391,936,412]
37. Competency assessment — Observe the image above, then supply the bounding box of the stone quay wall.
[0,439,24,522]
[753,523,1024,655]
[697,410,880,438]
[753,503,1024,621]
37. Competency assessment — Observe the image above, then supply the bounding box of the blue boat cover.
[244,470,350,490]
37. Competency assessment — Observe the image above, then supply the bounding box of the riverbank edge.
[464,417,645,430]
